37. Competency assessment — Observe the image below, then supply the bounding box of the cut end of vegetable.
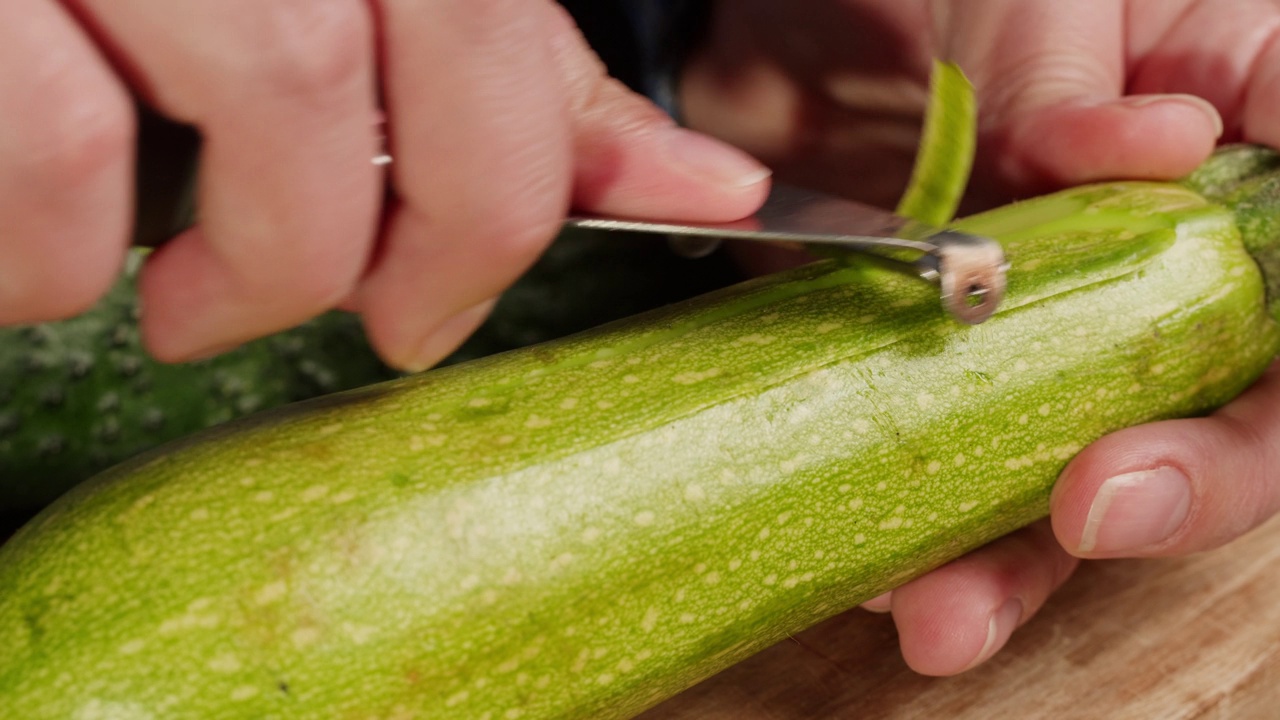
[1181,144,1280,324]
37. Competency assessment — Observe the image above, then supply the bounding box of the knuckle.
[250,0,372,101]
[0,74,131,322]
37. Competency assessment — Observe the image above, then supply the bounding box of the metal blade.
[565,184,1009,324]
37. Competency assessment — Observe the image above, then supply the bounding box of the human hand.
[2,0,769,371]
[676,0,1280,209]
[680,0,1280,675]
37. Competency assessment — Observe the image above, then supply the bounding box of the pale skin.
[4,0,1280,679]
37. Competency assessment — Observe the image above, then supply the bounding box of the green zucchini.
[3,146,1280,719]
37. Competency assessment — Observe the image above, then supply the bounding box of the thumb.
[938,1,1222,203]
[542,3,770,222]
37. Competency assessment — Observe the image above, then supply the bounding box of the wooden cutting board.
[642,515,1280,720]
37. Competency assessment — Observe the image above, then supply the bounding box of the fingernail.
[962,594,1024,666]
[663,127,772,188]
[965,598,1023,671]
[398,299,496,373]
[1119,94,1224,140]
[861,591,893,614]
[1077,467,1192,555]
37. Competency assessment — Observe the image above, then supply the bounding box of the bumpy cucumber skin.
[0,254,399,515]
[1,181,1278,718]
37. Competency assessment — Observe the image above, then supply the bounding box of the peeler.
[565,184,1008,325]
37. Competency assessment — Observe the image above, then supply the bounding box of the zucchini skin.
[1,176,1278,718]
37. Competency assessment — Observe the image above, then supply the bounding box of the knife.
[566,184,1008,325]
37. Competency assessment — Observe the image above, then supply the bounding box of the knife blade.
[565,184,1008,324]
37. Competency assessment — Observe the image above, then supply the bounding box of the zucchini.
[3,146,1280,719]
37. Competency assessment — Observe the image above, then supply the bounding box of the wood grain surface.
[642,516,1280,720]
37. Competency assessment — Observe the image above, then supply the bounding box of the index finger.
[66,0,385,361]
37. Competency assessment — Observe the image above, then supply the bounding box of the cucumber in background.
[0,253,398,518]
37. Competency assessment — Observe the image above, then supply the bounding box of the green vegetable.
[0,253,398,517]
[2,145,1280,718]
[894,60,976,227]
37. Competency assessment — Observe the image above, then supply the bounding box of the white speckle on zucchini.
[206,654,241,674]
[672,369,721,385]
[116,640,145,656]
[300,485,329,502]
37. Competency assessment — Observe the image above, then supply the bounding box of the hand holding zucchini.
[3,142,1280,718]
